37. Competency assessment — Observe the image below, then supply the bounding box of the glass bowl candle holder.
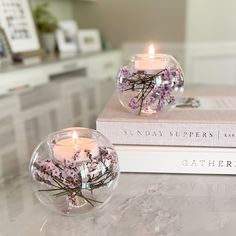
[117,46,185,115]
[29,127,119,216]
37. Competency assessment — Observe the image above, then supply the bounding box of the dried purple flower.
[117,66,184,114]
[142,96,156,111]
[118,66,132,78]
[161,69,171,81]
[32,145,118,208]
[117,79,132,92]
[129,96,140,110]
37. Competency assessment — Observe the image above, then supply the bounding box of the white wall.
[74,0,186,48]
[185,0,236,85]
[186,0,236,43]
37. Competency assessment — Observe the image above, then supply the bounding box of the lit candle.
[135,44,169,71]
[53,131,98,162]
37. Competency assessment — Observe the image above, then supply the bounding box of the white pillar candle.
[53,131,97,162]
[135,44,169,71]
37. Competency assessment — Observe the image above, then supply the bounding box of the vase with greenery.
[33,2,58,54]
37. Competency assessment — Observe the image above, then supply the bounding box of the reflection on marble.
[1,174,236,236]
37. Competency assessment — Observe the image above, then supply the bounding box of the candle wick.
[73,139,80,151]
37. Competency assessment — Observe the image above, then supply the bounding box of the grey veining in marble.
[1,173,236,236]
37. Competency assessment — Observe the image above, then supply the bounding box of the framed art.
[78,29,102,53]
[0,0,41,56]
[0,28,12,65]
[56,20,78,55]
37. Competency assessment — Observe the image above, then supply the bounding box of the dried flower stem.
[33,147,118,208]
[118,67,184,114]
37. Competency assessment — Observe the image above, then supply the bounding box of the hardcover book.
[115,145,236,175]
[97,84,236,147]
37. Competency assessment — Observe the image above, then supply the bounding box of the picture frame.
[78,29,102,53]
[56,20,79,55]
[0,0,41,57]
[0,28,12,65]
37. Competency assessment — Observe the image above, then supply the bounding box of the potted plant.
[33,3,58,54]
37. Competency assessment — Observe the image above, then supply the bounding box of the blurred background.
[0,0,236,182]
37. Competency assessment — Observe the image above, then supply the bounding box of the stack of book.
[96,84,236,175]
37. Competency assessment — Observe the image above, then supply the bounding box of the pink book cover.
[97,85,236,147]
[96,84,236,147]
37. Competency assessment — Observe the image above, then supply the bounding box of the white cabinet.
[52,77,114,129]
[0,66,49,95]
[0,95,27,183]
[0,50,121,96]
[17,84,63,158]
[185,43,236,85]
[85,51,121,80]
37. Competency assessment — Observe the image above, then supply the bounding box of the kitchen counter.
[1,173,236,236]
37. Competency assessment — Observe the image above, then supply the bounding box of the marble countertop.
[1,173,236,236]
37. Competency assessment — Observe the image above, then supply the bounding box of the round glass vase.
[116,54,185,115]
[29,127,120,216]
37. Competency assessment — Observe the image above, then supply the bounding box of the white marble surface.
[1,173,236,236]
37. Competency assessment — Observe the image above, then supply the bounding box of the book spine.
[115,145,236,174]
[97,121,236,147]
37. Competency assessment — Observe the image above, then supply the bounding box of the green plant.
[33,3,58,33]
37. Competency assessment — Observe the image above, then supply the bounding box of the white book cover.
[115,145,236,175]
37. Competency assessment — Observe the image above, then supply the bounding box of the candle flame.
[148,44,155,59]
[72,131,79,146]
